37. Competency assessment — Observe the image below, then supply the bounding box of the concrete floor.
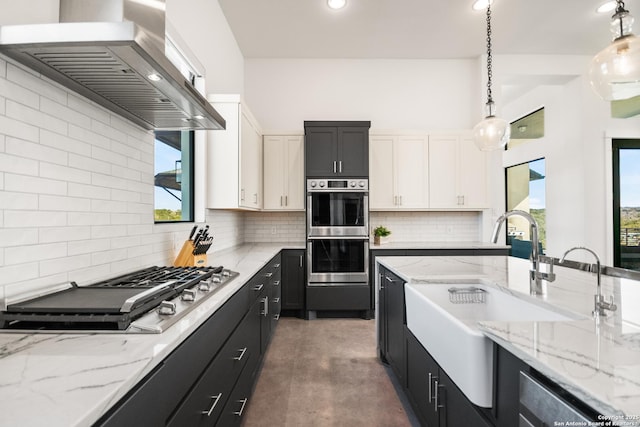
[241,317,412,427]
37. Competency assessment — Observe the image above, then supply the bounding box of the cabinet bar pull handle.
[280,195,283,206]
[394,195,397,205]
[273,281,280,286]
[428,372,433,402]
[234,347,247,361]
[202,393,223,416]
[234,398,248,416]
[274,263,281,268]
[434,380,444,412]
[261,297,269,316]
[265,272,273,278]
[252,284,264,291]
[339,161,342,173]
[285,195,288,206]
[333,161,337,173]
[385,276,394,283]
[299,255,303,267]
[399,195,402,206]
[273,297,280,303]
[254,193,258,204]
[274,313,280,320]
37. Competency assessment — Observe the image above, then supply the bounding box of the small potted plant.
[373,226,391,246]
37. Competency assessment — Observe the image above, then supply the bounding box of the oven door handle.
[120,280,176,312]
[307,235,369,240]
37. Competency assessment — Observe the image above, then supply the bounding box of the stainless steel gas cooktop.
[0,266,239,334]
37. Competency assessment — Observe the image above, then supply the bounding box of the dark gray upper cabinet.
[304,121,370,178]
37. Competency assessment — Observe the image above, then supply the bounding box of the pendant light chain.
[615,0,628,39]
[485,4,494,109]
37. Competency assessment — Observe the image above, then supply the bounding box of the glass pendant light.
[589,0,640,101]
[473,3,511,151]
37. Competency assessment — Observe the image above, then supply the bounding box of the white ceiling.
[217,0,635,59]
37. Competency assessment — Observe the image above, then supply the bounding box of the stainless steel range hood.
[0,0,225,131]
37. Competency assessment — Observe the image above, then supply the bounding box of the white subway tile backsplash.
[91,225,128,239]
[40,97,91,129]
[91,199,128,213]
[0,114,39,142]
[67,94,111,125]
[91,146,127,169]
[39,194,91,212]
[111,188,141,202]
[7,100,68,135]
[111,213,144,225]
[111,236,142,249]
[0,262,40,286]
[91,171,130,191]
[40,226,91,244]
[90,248,128,266]
[68,182,111,200]
[6,137,68,166]
[0,228,39,247]
[90,119,128,143]
[5,173,66,195]
[111,139,143,162]
[40,254,91,277]
[66,264,111,286]
[41,129,92,158]
[5,242,68,266]
[128,224,153,237]
[4,210,67,228]
[111,164,141,182]
[243,211,306,243]
[0,152,38,176]
[67,238,111,256]
[126,201,153,214]
[7,63,67,105]
[0,191,38,210]
[369,211,481,242]
[0,57,6,78]
[68,212,110,226]
[0,77,39,109]
[40,162,91,184]
[68,124,110,147]
[69,153,111,175]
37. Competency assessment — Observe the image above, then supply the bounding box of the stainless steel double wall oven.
[306,178,369,287]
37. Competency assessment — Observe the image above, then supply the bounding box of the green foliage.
[373,225,392,237]
[621,207,640,228]
[155,209,182,221]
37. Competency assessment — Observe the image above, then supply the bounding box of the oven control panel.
[307,179,368,191]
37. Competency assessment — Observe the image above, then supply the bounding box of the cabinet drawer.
[217,360,257,427]
[306,285,370,310]
[168,308,257,427]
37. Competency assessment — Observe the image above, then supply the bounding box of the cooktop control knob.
[359,181,365,188]
[181,289,196,302]
[222,270,230,277]
[199,281,212,292]
[310,181,317,188]
[158,301,176,315]
[319,181,325,188]
[211,275,222,284]
[349,181,356,187]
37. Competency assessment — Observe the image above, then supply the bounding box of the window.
[613,139,640,270]
[154,130,194,222]
[505,159,546,258]
[507,107,544,150]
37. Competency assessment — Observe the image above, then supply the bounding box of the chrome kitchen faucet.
[491,210,556,295]
[560,246,617,317]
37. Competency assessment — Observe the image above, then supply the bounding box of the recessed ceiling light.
[327,0,346,10]
[147,73,162,81]
[596,1,616,13]
[472,0,493,11]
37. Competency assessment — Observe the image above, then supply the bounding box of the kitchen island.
[377,255,640,425]
[0,243,303,427]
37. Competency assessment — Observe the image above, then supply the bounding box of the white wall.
[244,58,480,132]
[167,0,244,95]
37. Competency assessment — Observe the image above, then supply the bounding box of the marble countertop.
[377,255,640,424]
[0,243,303,427]
[370,241,509,250]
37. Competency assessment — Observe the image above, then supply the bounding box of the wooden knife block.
[174,240,207,267]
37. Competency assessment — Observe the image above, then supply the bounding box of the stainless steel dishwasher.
[519,371,594,426]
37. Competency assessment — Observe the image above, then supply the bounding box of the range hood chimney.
[0,0,225,131]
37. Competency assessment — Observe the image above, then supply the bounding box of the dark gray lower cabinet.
[405,327,492,427]
[379,266,406,385]
[493,344,529,427]
[281,249,305,313]
[94,253,282,427]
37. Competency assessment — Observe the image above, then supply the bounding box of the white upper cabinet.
[207,95,263,210]
[428,134,487,209]
[263,135,304,211]
[369,135,429,210]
